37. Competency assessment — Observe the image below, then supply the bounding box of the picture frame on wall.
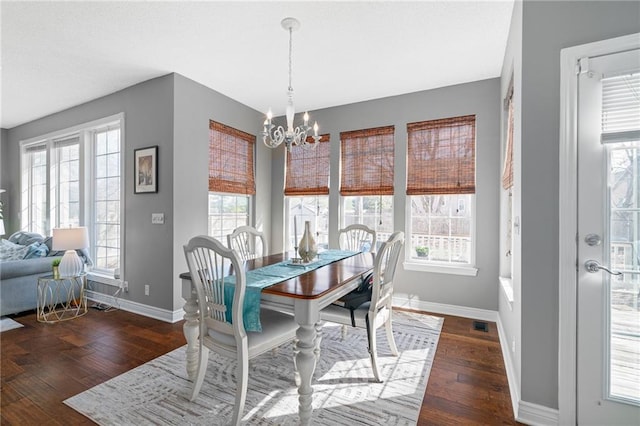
[134,146,158,194]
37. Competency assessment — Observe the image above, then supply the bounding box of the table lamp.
[53,227,89,277]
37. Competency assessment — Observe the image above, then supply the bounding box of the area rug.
[65,311,443,425]
[0,317,24,332]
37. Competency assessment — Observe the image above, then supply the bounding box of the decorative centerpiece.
[298,221,317,263]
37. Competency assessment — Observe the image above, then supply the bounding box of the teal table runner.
[224,249,359,332]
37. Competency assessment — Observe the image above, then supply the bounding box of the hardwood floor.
[1,307,521,425]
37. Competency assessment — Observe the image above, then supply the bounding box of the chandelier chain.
[288,26,293,92]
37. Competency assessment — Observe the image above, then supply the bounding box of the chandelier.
[262,17,320,152]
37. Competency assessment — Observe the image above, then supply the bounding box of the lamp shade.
[53,227,89,250]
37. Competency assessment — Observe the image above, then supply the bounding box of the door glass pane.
[608,140,640,403]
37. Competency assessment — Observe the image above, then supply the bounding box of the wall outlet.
[122,281,128,292]
[151,213,164,224]
[511,336,516,353]
[144,284,149,296]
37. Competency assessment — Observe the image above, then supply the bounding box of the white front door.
[577,47,640,425]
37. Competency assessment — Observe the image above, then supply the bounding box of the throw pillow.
[24,241,49,259]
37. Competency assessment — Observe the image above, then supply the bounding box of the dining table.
[180,249,375,425]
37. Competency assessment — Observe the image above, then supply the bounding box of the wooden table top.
[180,251,374,300]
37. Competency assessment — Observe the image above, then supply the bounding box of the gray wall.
[172,74,268,311]
[515,0,640,410]
[270,78,502,311]
[2,75,176,309]
[1,72,269,314]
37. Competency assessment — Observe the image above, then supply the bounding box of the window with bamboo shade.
[284,134,330,196]
[208,120,256,196]
[339,126,395,237]
[208,121,254,243]
[405,115,476,271]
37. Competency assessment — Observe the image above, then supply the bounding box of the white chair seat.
[207,309,297,358]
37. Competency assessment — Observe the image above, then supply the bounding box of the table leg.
[182,280,200,381]
[295,323,317,425]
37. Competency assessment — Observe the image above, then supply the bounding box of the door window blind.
[602,73,640,143]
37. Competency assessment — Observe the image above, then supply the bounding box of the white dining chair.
[183,235,297,426]
[321,231,404,382]
[227,226,267,261]
[335,224,377,338]
[338,224,377,253]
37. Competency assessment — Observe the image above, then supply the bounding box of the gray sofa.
[0,231,91,316]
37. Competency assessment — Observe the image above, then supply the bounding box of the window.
[208,121,255,242]
[406,115,476,273]
[500,83,515,296]
[20,114,124,279]
[285,135,330,249]
[92,127,121,273]
[287,196,329,249]
[342,195,394,248]
[339,126,394,244]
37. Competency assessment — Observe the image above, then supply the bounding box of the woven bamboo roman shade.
[502,93,514,190]
[209,121,256,195]
[284,134,330,196]
[406,115,476,195]
[340,126,395,196]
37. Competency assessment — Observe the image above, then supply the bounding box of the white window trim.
[20,113,125,280]
[404,260,478,276]
[404,194,477,276]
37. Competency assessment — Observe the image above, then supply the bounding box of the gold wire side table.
[37,273,88,323]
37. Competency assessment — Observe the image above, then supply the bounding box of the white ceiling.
[1,0,514,129]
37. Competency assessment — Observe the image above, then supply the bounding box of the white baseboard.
[393,296,559,425]
[86,290,184,323]
[392,295,498,322]
[517,401,559,426]
[496,313,522,419]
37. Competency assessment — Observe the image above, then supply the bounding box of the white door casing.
[559,33,640,426]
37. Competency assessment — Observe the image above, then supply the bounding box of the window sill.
[403,261,478,276]
[499,276,514,311]
[87,272,121,287]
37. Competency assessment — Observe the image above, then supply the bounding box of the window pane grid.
[93,128,121,272]
[208,193,250,243]
[287,196,329,250]
[410,194,472,264]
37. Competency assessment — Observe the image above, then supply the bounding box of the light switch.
[151,213,164,224]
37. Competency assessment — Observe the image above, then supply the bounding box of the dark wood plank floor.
[1,307,521,425]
